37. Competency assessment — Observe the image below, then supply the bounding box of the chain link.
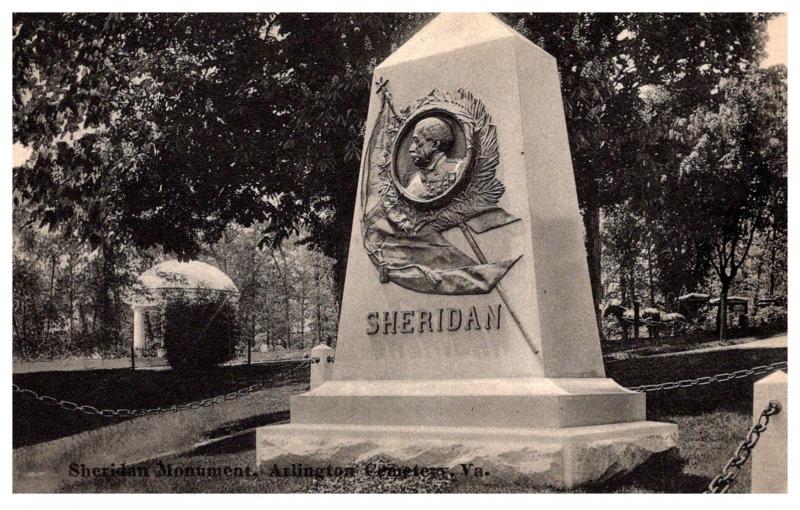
[704,400,782,493]
[626,361,787,393]
[306,356,335,364]
[13,358,314,418]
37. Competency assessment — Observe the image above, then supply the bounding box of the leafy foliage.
[751,306,787,337]
[501,13,773,311]
[162,291,239,370]
[673,67,786,337]
[13,13,784,342]
[13,13,430,299]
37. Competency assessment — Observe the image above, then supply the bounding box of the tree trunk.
[78,302,89,337]
[754,250,764,299]
[284,297,291,349]
[646,243,656,307]
[269,248,293,349]
[43,254,57,342]
[331,197,353,314]
[298,281,306,349]
[768,241,777,296]
[316,301,322,346]
[99,243,117,349]
[315,266,323,346]
[718,281,730,340]
[620,273,628,306]
[67,256,75,341]
[249,249,257,364]
[582,206,605,340]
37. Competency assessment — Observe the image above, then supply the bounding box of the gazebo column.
[133,305,146,353]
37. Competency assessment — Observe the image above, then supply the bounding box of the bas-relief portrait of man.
[393,115,467,205]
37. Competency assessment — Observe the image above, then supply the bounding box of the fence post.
[633,302,640,340]
[309,344,335,390]
[751,370,787,493]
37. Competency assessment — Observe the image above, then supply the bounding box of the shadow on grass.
[13,362,308,448]
[600,329,782,357]
[190,431,257,456]
[204,410,289,441]
[591,449,711,493]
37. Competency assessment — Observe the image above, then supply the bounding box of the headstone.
[256,13,677,488]
[751,370,787,493]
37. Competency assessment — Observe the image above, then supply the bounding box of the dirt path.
[13,350,309,374]
[652,335,787,358]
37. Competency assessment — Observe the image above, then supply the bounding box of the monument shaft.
[257,13,677,488]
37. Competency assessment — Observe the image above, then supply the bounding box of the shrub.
[685,319,708,337]
[751,305,787,337]
[162,290,239,370]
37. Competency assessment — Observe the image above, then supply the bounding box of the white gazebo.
[126,260,239,365]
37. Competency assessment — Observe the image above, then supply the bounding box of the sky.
[11,13,788,169]
[762,14,788,68]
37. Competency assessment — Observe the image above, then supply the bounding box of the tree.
[13,13,429,304]
[601,203,647,307]
[628,85,715,309]
[12,201,151,358]
[675,67,787,338]
[503,13,772,328]
[202,224,340,353]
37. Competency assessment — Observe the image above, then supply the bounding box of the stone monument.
[256,13,677,488]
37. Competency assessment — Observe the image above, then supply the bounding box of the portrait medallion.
[390,109,472,210]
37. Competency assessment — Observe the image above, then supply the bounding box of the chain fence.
[625,361,787,393]
[12,350,787,492]
[15,354,783,416]
[704,400,782,493]
[12,357,315,419]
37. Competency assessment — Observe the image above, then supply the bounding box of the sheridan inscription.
[366,304,503,335]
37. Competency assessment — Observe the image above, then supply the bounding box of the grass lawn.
[13,359,310,447]
[14,346,787,493]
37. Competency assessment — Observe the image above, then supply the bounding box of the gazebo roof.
[126,260,238,306]
[138,260,238,292]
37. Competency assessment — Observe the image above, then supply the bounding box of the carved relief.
[360,80,522,296]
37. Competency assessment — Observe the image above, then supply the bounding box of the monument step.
[291,377,644,429]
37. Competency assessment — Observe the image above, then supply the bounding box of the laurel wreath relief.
[376,88,506,234]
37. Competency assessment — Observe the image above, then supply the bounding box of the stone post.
[309,344,335,390]
[751,370,787,493]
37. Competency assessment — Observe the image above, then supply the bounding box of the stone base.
[256,421,678,489]
[289,378,648,428]
[257,378,678,488]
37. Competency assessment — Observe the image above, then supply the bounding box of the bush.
[162,290,239,370]
[751,306,787,337]
[685,319,708,337]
